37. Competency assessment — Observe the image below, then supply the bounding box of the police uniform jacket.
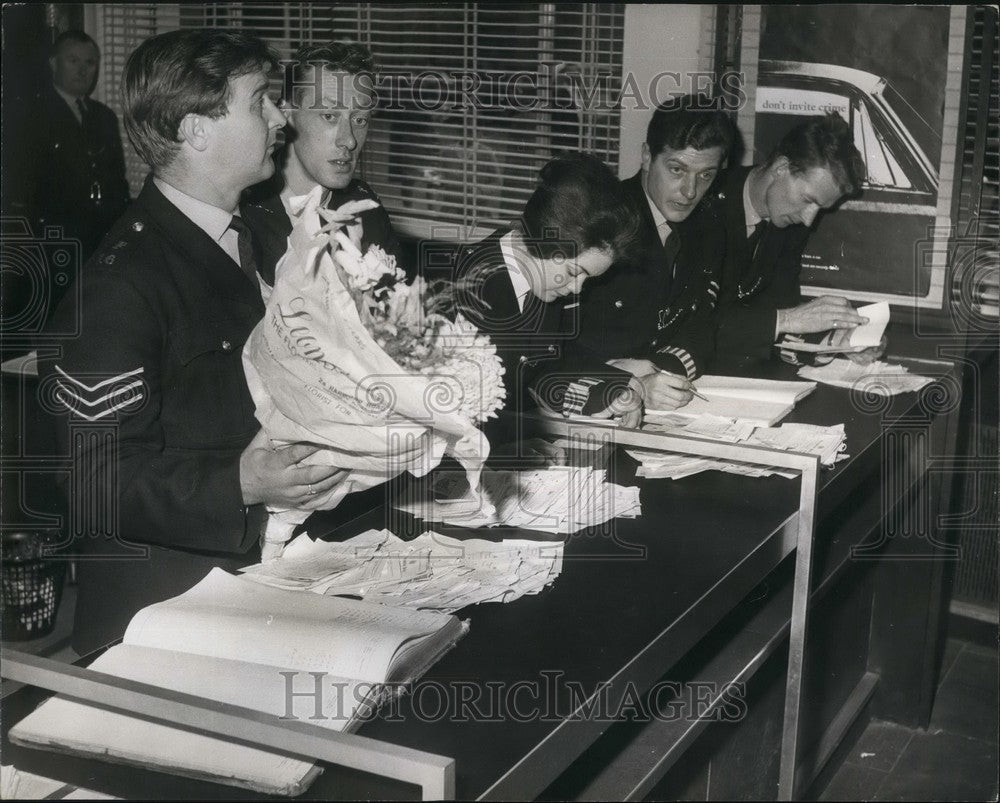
[453,232,633,447]
[43,176,266,653]
[22,87,130,262]
[242,171,404,286]
[714,165,812,370]
[565,172,723,380]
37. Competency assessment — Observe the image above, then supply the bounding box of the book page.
[694,375,817,402]
[649,396,791,427]
[9,645,354,796]
[124,569,456,683]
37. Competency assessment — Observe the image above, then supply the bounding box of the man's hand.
[605,357,659,378]
[820,328,887,365]
[639,370,694,411]
[240,428,348,509]
[590,376,644,428]
[777,296,867,335]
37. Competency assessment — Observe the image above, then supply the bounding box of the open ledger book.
[646,375,817,427]
[10,568,467,796]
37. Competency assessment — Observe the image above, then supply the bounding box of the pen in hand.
[689,386,709,402]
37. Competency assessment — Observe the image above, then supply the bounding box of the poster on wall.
[739,5,967,309]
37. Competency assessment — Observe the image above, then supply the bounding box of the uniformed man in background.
[562,95,734,412]
[43,29,347,654]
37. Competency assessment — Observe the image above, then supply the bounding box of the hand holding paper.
[779,301,889,357]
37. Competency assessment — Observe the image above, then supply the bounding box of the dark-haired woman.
[453,152,643,451]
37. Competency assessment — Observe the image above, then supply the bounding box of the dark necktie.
[747,220,767,264]
[663,227,681,282]
[76,98,95,138]
[227,215,259,284]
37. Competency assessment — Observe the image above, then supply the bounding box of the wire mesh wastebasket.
[2,531,66,640]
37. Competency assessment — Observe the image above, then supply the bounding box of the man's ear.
[279,98,295,122]
[771,155,790,177]
[48,55,58,78]
[640,142,651,172]
[177,113,209,152]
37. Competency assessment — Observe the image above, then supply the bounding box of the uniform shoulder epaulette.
[92,217,144,267]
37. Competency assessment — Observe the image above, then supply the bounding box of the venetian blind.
[93,4,174,198]
[952,5,999,323]
[95,3,625,240]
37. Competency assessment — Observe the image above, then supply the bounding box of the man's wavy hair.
[284,41,377,108]
[646,94,736,159]
[768,113,866,196]
[521,152,640,264]
[123,29,278,170]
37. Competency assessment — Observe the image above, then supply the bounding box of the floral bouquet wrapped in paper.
[243,186,505,558]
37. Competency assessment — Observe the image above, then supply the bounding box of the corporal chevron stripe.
[54,366,146,422]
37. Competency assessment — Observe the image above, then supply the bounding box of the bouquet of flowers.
[243,186,505,558]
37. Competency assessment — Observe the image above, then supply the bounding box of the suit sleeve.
[46,269,263,555]
[524,347,633,418]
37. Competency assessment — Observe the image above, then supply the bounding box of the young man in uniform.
[242,41,404,284]
[44,30,347,653]
[712,114,874,370]
[564,95,734,412]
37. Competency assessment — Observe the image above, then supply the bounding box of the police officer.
[712,114,876,371]
[43,30,347,654]
[242,41,405,285]
[452,153,642,449]
[564,95,734,412]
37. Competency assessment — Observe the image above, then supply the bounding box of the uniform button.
[614,300,623,308]
[718,191,727,200]
[547,345,556,354]
[222,340,233,351]
[651,339,658,347]
[519,355,528,364]
[132,221,144,232]
[690,303,698,311]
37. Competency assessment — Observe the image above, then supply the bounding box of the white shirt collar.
[154,177,235,244]
[643,188,672,245]
[743,170,764,236]
[499,231,534,314]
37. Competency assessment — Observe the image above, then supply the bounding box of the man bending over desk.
[712,114,883,371]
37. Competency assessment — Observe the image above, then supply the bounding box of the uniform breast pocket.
[167,323,256,447]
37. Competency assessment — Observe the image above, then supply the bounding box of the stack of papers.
[394,466,641,534]
[628,416,847,480]
[798,359,934,395]
[240,529,564,612]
